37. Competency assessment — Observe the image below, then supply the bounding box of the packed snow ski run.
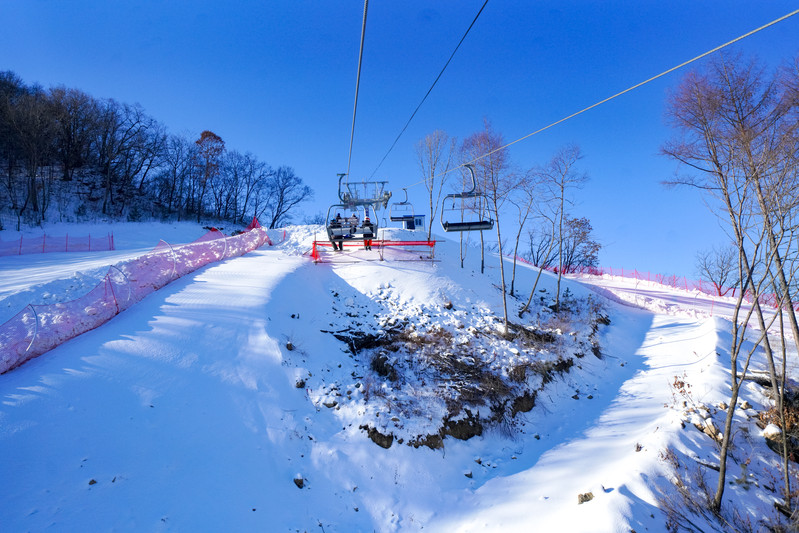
[0,222,794,532]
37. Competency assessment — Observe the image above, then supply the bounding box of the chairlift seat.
[389,188,415,224]
[442,220,494,232]
[327,223,376,240]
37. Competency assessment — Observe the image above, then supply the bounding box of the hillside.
[0,222,795,532]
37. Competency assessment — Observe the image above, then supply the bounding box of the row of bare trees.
[416,121,600,333]
[664,52,799,523]
[0,71,312,230]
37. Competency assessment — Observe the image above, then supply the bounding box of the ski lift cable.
[368,0,490,180]
[402,7,799,191]
[346,0,370,181]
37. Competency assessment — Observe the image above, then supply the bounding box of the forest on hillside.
[0,71,313,231]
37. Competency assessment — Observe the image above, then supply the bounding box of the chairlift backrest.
[389,187,415,222]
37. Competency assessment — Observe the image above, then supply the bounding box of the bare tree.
[0,71,28,220]
[194,130,225,222]
[416,130,455,240]
[50,86,98,182]
[507,168,540,296]
[0,70,313,229]
[9,89,56,226]
[261,165,312,229]
[527,222,557,268]
[518,205,558,317]
[560,216,600,273]
[695,245,739,296]
[461,119,514,334]
[237,153,271,225]
[535,144,587,310]
[663,52,798,515]
[93,101,156,216]
[154,134,196,219]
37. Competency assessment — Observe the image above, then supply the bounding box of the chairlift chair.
[325,203,379,245]
[389,188,416,229]
[440,164,494,232]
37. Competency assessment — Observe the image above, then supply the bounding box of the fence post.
[158,240,178,280]
[25,304,39,353]
[42,234,46,253]
[108,265,132,307]
[18,235,22,255]
[65,233,69,252]
[106,274,120,314]
[88,234,91,252]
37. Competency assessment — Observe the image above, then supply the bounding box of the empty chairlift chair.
[440,164,494,232]
[389,188,416,229]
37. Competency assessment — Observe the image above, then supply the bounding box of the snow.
[0,222,794,531]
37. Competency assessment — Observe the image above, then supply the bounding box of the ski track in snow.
[0,223,789,532]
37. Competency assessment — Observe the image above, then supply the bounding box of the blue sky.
[2,1,798,277]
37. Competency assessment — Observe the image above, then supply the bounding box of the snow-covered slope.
[0,223,792,532]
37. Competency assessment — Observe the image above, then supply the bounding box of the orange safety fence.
[0,232,114,256]
[509,256,799,312]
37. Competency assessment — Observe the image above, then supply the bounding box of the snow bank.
[0,227,271,373]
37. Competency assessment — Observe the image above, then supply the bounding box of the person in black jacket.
[329,213,344,251]
[362,215,374,250]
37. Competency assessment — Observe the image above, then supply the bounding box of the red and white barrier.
[0,225,271,374]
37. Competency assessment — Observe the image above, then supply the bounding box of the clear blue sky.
[2,1,798,277]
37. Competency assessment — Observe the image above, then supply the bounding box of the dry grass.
[658,448,757,533]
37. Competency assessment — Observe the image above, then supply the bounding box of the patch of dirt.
[323,294,609,450]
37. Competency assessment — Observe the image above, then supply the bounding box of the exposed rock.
[410,433,444,450]
[371,353,398,381]
[360,425,394,449]
[511,391,536,417]
[293,475,305,489]
[443,411,483,440]
[577,492,594,504]
[698,419,721,442]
